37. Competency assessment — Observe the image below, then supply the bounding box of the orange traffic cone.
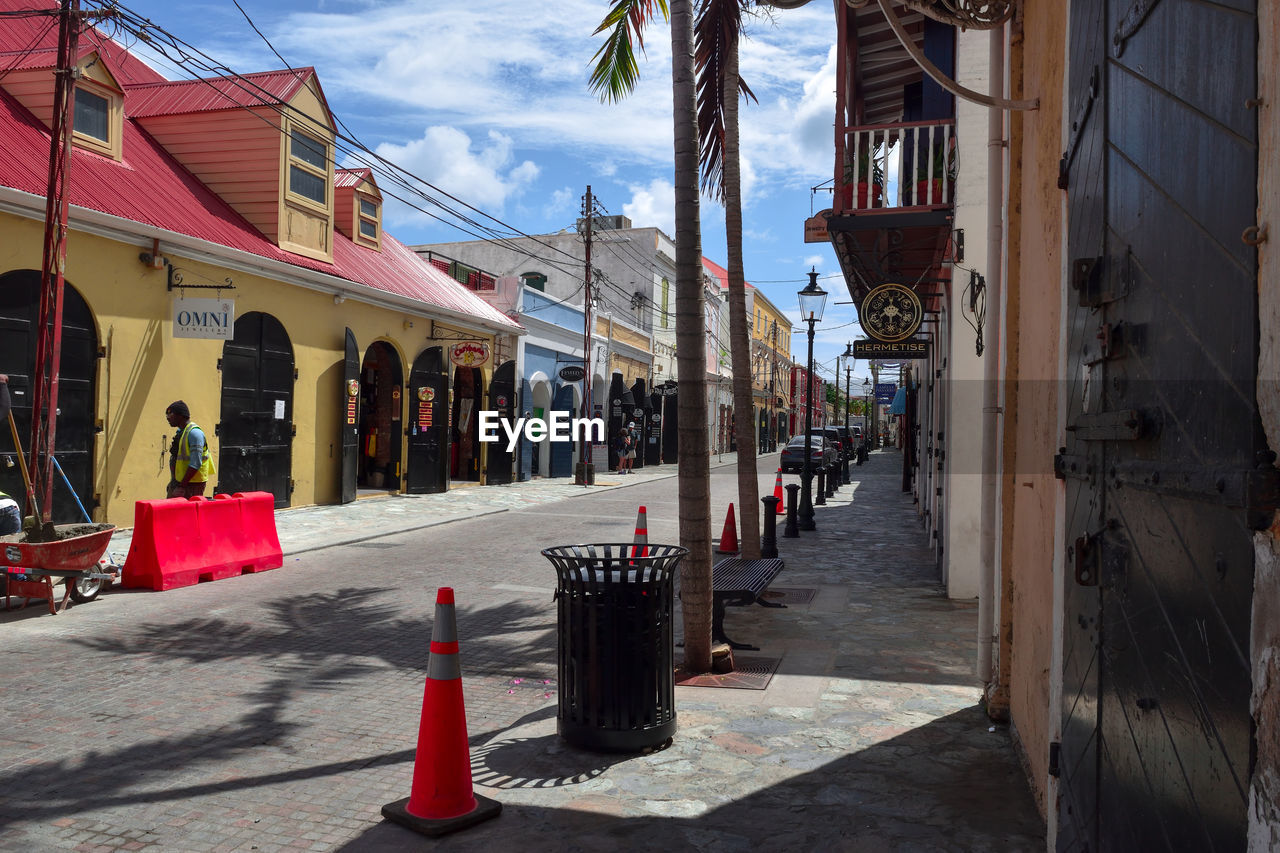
[772,469,785,515]
[382,587,501,837]
[716,503,739,555]
[632,506,650,558]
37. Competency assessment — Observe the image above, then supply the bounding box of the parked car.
[809,427,844,462]
[835,426,855,456]
[781,435,837,473]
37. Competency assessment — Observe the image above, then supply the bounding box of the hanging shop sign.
[858,283,922,343]
[172,296,234,340]
[804,209,833,244]
[874,383,897,404]
[558,365,586,382]
[854,338,930,359]
[449,341,490,367]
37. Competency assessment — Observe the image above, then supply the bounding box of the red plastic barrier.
[121,492,283,591]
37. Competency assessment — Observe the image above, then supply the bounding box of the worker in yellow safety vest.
[165,400,215,498]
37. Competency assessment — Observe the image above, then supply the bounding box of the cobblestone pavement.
[0,450,1045,852]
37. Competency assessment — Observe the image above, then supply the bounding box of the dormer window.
[288,128,328,206]
[358,198,379,240]
[71,79,121,159]
[74,88,109,141]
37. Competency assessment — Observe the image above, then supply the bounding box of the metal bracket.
[1066,409,1151,441]
[1059,65,1100,190]
[1113,0,1163,58]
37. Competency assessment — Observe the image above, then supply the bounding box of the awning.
[889,387,908,415]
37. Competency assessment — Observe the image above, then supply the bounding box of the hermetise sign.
[858,283,922,343]
[172,297,234,340]
[854,339,930,359]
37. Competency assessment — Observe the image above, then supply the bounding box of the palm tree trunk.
[671,0,713,673]
[722,36,761,560]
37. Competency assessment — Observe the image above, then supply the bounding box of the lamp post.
[863,378,872,459]
[842,342,855,482]
[797,268,827,531]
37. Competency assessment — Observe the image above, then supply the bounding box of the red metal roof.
[0,73,519,332]
[335,168,372,189]
[702,256,755,292]
[125,68,322,118]
[0,0,167,86]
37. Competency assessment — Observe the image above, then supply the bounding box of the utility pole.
[28,0,82,529]
[578,186,594,482]
[768,320,777,451]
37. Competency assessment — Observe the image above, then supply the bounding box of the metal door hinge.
[1066,409,1153,441]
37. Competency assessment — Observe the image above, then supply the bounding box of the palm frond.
[589,0,671,103]
[694,0,756,202]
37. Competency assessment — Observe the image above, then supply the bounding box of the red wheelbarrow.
[2,524,117,615]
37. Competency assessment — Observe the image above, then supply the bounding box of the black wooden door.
[629,379,646,469]
[1057,2,1263,850]
[218,312,293,508]
[549,384,574,478]
[486,360,515,485]
[0,271,96,521]
[518,379,534,481]
[646,392,662,466]
[340,329,359,504]
[405,347,448,494]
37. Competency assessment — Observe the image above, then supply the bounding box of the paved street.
[1,451,1044,852]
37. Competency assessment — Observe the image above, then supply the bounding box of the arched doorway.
[0,270,97,521]
[218,312,294,508]
[549,383,574,477]
[357,341,403,492]
[529,376,552,477]
[451,366,484,482]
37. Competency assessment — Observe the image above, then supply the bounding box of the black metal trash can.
[541,543,686,752]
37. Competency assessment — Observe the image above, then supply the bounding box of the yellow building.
[0,20,522,525]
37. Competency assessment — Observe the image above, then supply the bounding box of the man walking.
[166,400,215,498]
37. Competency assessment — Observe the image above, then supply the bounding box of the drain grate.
[760,587,817,606]
[675,655,780,690]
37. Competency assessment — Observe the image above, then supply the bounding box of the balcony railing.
[835,119,956,214]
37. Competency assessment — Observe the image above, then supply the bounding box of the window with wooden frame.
[354,193,380,249]
[520,272,547,292]
[287,127,330,208]
[71,81,121,159]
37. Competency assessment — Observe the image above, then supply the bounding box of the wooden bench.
[711,556,785,650]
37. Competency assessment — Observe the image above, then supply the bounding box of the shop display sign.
[449,341,490,367]
[172,297,234,340]
[558,365,586,382]
[346,379,359,425]
[857,283,922,343]
[417,387,434,431]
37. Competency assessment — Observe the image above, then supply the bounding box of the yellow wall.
[0,211,496,523]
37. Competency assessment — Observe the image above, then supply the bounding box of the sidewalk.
[1,449,1045,852]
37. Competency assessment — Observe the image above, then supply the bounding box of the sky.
[103,0,870,388]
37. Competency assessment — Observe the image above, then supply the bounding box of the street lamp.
[863,377,872,460]
[797,268,827,531]
[842,342,855,482]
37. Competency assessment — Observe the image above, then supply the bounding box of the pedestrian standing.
[166,400,215,498]
[615,427,633,474]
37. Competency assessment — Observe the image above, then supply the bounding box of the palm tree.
[695,0,760,559]
[591,0,715,673]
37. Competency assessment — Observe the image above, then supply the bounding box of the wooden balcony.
[815,119,956,304]
[835,119,955,215]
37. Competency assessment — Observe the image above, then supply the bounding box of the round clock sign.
[858,282,923,343]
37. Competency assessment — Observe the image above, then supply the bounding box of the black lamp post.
[863,377,872,460]
[797,268,827,531]
[842,342,855,482]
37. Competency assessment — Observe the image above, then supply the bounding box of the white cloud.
[371,126,539,224]
[803,254,826,267]
[623,179,676,235]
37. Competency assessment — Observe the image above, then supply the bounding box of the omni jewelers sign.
[172,297,234,340]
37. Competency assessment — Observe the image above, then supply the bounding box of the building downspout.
[977,25,1006,691]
